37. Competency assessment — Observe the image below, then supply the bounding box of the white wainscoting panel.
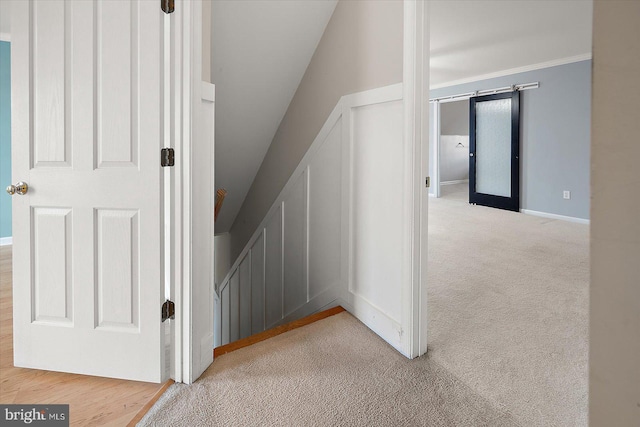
[308,119,343,300]
[229,269,240,342]
[264,205,284,329]
[220,284,230,345]
[350,100,404,325]
[216,84,409,354]
[342,85,409,355]
[283,172,308,317]
[250,234,265,334]
[239,255,252,339]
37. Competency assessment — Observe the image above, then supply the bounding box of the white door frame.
[430,100,442,198]
[403,0,429,358]
[172,0,195,384]
[172,0,215,384]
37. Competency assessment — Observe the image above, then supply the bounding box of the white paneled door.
[10,0,167,382]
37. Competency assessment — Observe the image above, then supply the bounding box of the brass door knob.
[6,182,28,196]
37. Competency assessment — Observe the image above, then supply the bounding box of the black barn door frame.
[469,91,520,212]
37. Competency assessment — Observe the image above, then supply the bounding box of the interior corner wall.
[201,0,211,84]
[439,100,469,182]
[214,232,231,286]
[590,2,640,425]
[430,60,591,220]
[440,100,469,135]
[228,0,403,261]
[0,41,11,239]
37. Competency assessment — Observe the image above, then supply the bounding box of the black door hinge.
[161,148,175,167]
[162,300,175,322]
[161,0,174,14]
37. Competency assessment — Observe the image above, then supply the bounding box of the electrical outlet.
[563,191,571,200]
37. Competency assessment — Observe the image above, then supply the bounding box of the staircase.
[214,83,417,357]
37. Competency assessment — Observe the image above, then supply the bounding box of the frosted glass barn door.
[469,92,520,211]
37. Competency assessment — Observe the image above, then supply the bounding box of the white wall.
[201,0,211,84]
[214,233,231,286]
[439,135,469,183]
[439,100,469,183]
[229,0,404,261]
[590,2,640,425]
[0,0,10,39]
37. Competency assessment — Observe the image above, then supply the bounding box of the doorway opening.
[435,99,470,202]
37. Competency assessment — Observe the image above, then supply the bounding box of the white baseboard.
[520,209,589,225]
[0,237,12,246]
[441,179,469,186]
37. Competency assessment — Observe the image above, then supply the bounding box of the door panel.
[469,92,520,211]
[95,209,139,331]
[32,207,72,324]
[11,0,165,382]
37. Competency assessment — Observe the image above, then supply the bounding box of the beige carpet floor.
[429,183,589,426]
[440,181,470,202]
[140,184,589,426]
[139,312,519,426]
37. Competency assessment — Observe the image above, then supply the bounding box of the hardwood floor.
[0,246,166,426]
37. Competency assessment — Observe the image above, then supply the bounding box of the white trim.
[201,81,215,102]
[0,33,10,42]
[403,0,429,359]
[430,53,592,90]
[441,179,468,186]
[171,0,186,385]
[0,237,12,246]
[431,100,441,198]
[520,209,589,225]
[347,83,402,107]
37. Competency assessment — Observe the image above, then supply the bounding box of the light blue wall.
[0,41,11,238]
[430,60,591,220]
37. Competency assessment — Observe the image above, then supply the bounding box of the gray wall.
[590,2,640,425]
[430,60,591,220]
[229,0,403,260]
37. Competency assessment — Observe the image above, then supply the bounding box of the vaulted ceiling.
[430,0,593,87]
[212,0,338,233]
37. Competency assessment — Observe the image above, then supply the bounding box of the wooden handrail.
[214,189,227,222]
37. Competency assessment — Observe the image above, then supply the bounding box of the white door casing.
[172,0,214,384]
[189,80,215,382]
[11,0,167,382]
